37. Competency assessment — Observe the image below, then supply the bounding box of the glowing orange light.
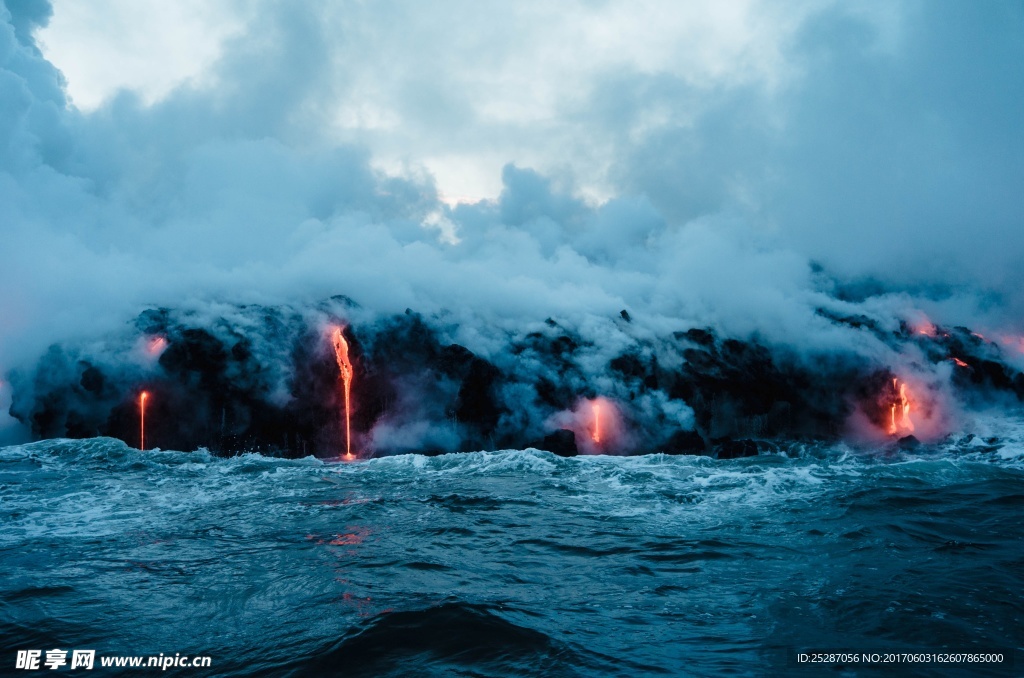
[912,318,937,337]
[139,391,149,450]
[953,358,969,368]
[331,327,354,459]
[995,334,1024,354]
[887,379,914,436]
[591,401,602,444]
[146,336,168,356]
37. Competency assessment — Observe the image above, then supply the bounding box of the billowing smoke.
[2,1,1023,452]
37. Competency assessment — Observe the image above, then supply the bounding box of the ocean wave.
[1,433,1021,676]
[290,601,588,677]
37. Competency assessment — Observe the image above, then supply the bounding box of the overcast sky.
[38,0,823,203]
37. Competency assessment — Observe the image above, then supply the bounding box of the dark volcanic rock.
[26,298,1024,462]
[609,351,659,391]
[815,307,882,335]
[897,435,921,450]
[455,358,505,434]
[609,353,645,379]
[437,344,475,375]
[534,429,578,457]
[670,332,856,440]
[660,429,706,455]
[714,438,759,460]
[676,327,715,347]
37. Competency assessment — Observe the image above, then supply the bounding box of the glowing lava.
[953,357,969,368]
[591,401,602,444]
[996,334,1024,354]
[909,315,937,337]
[146,336,168,356]
[331,327,354,460]
[887,379,914,436]
[139,391,149,450]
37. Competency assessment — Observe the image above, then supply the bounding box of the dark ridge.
[675,327,715,347]
[659,429,706,455]
[294,602,581,677]
[815,307,883,336]
[714,438,759,459]
[670,334,861,439]
[898,435,921,450]
[9,300,1024,458]
[532,429,578,457]
[454,357,506,449]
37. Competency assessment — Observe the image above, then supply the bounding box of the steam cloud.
[1,1,1022,452]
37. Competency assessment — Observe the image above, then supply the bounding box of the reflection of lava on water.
[306,527,371,546]
[328,531,368,546]
[340,592,380,618]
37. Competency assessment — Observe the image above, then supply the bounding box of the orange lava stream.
[331,327,354,459]
[591,401,601,444]
[887,379,914,436]
[139,391,149,450]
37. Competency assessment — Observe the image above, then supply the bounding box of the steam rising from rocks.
[1,1,1023,450]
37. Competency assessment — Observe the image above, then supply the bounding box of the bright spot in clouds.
[39,0,244,110]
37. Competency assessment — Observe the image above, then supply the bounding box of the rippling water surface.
[2,433,1023,676]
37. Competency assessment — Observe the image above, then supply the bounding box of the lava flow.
[331,327,354,460]
[139,391,149,450]
[146,336,168,356]
[591,401,602,444]
[888,378,914,436]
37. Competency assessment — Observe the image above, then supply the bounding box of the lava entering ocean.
[846,369,953,444]
[544,397,624,455]
[139,391,149,451]
[888,378,914,436]
[330,326,355,460]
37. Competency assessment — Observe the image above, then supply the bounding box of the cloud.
[597,2,1024,305]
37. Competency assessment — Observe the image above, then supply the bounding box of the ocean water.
[1,433,1022,676]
